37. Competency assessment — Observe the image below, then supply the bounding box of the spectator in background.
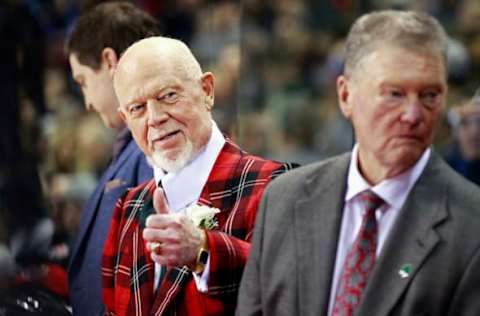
[446,92,480,185]
[65,2,160,315]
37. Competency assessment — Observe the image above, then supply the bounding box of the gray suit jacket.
[236,152,480,316]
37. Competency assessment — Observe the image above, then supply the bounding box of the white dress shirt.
[327,145,431,316]
[152,121,225,292]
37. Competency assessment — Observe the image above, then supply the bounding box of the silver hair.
[344,10,448,76]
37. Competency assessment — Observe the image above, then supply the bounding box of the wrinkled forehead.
[115,43,189,84]
[115,63,158,102]
[115,50,165,90]
[351,44,447,81]
[116,49,152,81]
[115,57,192,110]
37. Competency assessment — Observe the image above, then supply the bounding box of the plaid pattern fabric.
[102,139,296,316]
[332,191,385,316]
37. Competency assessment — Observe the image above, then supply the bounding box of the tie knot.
[358,190,385,212]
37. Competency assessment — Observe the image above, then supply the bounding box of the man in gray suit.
[237,10,480,316]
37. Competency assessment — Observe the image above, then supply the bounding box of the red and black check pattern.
[332,191,385,316]
[102,139,296,316]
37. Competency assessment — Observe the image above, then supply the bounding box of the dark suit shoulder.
[122,139,152,184]
[436,157,480,219]
[257,153,350,227]
[416,155,480,266]
[426,154,480,201]
[267,153,350,195]
[440,159,480,197]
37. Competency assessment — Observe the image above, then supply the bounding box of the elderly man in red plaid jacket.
[101,36,295,316]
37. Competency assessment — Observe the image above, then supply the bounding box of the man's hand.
[143,188,206,268]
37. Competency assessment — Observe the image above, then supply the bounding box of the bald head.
[112,36,215,173]
[114,36,203,92]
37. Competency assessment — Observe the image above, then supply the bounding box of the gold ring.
[150,241,162,254]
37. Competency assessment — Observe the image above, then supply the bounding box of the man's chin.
[385,149,423,173]
[152,157,187,173]
[149,144,195,173]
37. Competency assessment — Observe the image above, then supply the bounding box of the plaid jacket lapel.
[138,185,155,229]
[127,180,157,316]
[130,183,157,316]
[150,266,191,316]
[103,178,157,316]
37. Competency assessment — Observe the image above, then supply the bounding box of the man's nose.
[400,99,422,125]
[147,99,168,126]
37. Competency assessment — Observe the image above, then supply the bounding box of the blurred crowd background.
[0,0,479,284]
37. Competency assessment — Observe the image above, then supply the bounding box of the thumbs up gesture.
[143,187,206,268]
[153,186,169,215]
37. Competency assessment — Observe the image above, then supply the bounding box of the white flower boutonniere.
[185,204,220,229]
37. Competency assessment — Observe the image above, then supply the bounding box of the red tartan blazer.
[102,139,296,316]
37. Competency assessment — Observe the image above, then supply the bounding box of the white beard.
[149,139,195,173]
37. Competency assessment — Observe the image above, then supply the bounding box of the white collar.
[153,121,225,212]
[346,144,431,209]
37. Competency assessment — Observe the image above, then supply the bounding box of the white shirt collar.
[346,144,431,210]
[153,121,225,212]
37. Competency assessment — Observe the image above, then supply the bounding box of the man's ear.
[337,74,353,119]
[201,72,215,111]
[117,108,127,123]
[101,47,119,78]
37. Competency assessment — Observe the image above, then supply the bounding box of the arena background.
[0,0,479,260]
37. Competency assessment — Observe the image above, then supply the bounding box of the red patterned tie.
[332,190,385,316]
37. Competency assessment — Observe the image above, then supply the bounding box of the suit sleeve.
[448,245,480,315]
[234,186,269,316]
[136,153,152,184]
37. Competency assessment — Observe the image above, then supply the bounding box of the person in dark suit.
[237,10,480,316]
[65,3,161,315]
[446,94,480,185]
[101,36,296,316]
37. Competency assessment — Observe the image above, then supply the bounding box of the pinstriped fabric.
[332,190,385,316]
[102,139,297,316]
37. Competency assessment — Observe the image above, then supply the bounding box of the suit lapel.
[296,154,350,316]
[70,140,138,264]
[357,155,449,316]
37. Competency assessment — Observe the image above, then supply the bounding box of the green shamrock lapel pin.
[398,263,412,279]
